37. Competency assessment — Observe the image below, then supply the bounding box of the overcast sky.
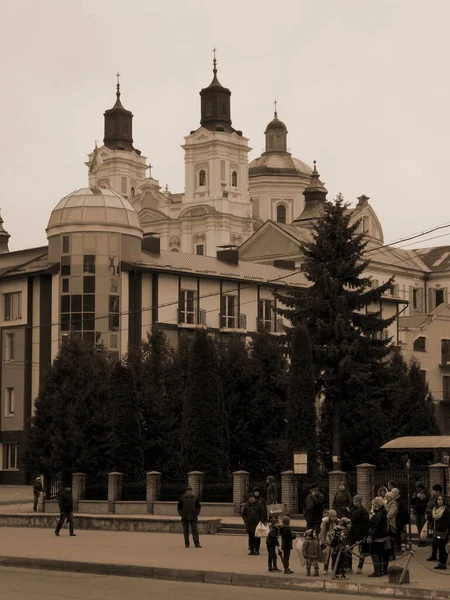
[2,0,450,252]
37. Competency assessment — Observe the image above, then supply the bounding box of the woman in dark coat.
[412,483,428,547]
[368,498,390,577]
[266,476,278,506]
[349,495,370,574]
[242,494,266,555]
[333,484,353,519]
[429,494,450,570]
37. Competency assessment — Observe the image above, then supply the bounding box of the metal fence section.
[373,467,429,497]
[159,478,187,501]
[84,475,108,500]
[44,474,65,499]
[202,475,233,503]
[122,480,146,501]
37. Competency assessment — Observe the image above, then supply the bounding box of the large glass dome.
[47,187,142,237]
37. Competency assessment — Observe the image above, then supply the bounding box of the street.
[0,567,375,600]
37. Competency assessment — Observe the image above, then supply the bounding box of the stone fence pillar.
[146,471,161,514]
[187,471,204,500]
[72,472,86,512]
[356,463,375,510]
[108,472,123,513]
[328,470,347,510]
[233,470,249,515]
[281,470,297,515]
[429,463,447,494]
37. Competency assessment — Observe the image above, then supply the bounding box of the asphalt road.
[0,567,374,600]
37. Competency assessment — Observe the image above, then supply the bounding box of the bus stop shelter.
[380,436,450,550]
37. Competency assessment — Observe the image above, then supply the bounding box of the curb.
[0,556,448,598]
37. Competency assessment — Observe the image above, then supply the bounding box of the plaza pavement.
[0,527,449,598]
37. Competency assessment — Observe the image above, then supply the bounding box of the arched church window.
[199,170,206,187]
[276,204,287,224]
[232,171,238,187]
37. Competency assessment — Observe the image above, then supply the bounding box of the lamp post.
[406,456,412,551]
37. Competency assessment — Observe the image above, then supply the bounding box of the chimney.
[142,232,160,254]
[273,259,295,270]
[217,244,239,265]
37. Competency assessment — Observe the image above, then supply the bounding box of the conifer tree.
[278,194,395,469]
[107,360,144,480]
[285,324,317,472]
[181,330,229,475]
[248,331,288,475]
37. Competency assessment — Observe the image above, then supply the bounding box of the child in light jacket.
[302,529,321,576]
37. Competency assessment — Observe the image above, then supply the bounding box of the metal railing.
[256,317,285,333]
[178,308,206,326]
[219,313,247,330]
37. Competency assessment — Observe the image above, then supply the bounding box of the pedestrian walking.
[368,498,389,577]
[319,509,337,574]
[54,486,76,537]
[304,484,325,535]
[349,495,370,574]
[177,486,201,548]
[242,494,266,555]
[333,483,353,518]
[33,476,43,512]
[412,483,428,546]
[428,494,450,569]
[391,487,409,553]
[266,518,281,572]
[280,516,294,574]
[384,491,398,560]
[302,529,321,576]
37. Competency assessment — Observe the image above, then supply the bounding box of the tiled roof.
[135,250,305,286]
[415,246,450,272]
[399,314,430,330]
[0,247,49,276]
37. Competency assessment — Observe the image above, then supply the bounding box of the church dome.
[249,153,313,177]
[265,115,288,134]
[47,187,142,238]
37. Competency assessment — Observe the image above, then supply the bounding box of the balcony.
[219,313,247,331]
[256,317,285,334]
[178,308,207,328]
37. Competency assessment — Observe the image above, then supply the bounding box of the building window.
[444,376,450,401]
[2,443,18,470]
[436,288,445,307]
[371,279,379,289]
[199,170,206,187]
[62,278,69,293]
[83,255,96,274]
[4,333,14,361]
[196,244,204,256]
[62,235,70,254]
[179,290,195,324]
[389,284,399,297]
[258,299,274,332]
[61,255,71,276]
[5,387,14,416]
[231,171,238,187]
[420,370,426,385]
[413,336,426,352]
[412,288,418,310]
[276,204,287,224]
[220,295,236,328]
[442,340,450,365]
[4,292,22,321]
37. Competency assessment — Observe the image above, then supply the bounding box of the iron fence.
[373,467,429,497]
[202,476,233,503]
[122,480,146,501]
[44,474,65,499]
[85,476,108,500]
[159,479,187,501]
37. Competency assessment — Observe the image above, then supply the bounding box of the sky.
[2,0,450,252]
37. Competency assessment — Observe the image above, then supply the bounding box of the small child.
[302,529,321,576]
[279,515,294,574]
[329,517,351,579]
[266,517,281,572]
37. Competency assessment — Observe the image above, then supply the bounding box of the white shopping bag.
[294,535,306,566]
[255,521,270,538]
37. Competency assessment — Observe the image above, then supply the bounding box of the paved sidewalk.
[0,527,448,597]
[0,486,32,506]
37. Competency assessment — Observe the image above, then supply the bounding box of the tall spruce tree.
[219,335,254,472]
[181,330,229,475]
[248,331,288,475]
[24,336,110,481]
[107,360,144,480]
[278,192,395,469]
[285,324,317,472]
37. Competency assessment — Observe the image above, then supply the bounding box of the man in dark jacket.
[242,494,266,555]
[412,483,428,547]
[177,486,201,548]
[33,477,43,512]
[349,495,370,574]
[55,486,75,536]
[304,484,325,534]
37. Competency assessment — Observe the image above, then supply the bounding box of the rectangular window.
[4,333,14,361]
[83,295,95,312]
[179,290,195,324]
[61,313,70,332]
[2,443,18,470]
[412,288,418,310]
[71,294,82,312]
[62,278,69,293]
[83,276,95,294]
[220,295,236,328]
[61,255,71,276]
[196,244,204,256]
[442,340,450,365]
[413,336,426,352]
[83,255,96,275]
[258,299,274,332]
[4,292,22,321]
[436,289,445,307]
[444,376,450,402]
[5,387,14,416]
[62,235,70,254]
